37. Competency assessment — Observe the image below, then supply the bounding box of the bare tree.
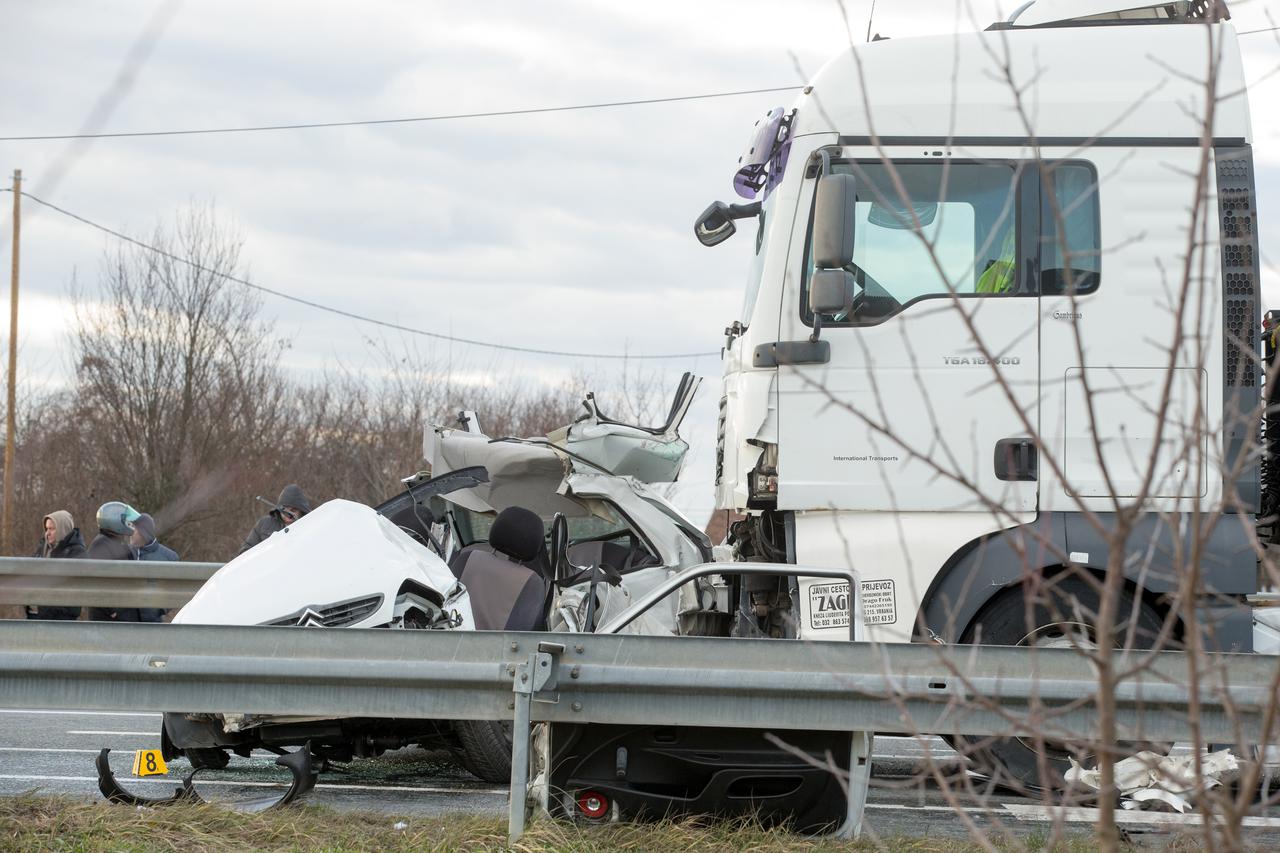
[37,204,291,559]
[278,339,584,510]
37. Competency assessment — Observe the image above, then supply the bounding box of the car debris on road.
[1066,750,1243,814]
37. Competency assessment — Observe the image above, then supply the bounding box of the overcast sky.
[4,1,1280,524]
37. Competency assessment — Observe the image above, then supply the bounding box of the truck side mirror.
[809,269,855,316]
[694,202,735,246]
[812,173,857,269]
[694,200,762,247]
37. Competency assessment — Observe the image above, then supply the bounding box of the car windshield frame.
[445,499,658,564]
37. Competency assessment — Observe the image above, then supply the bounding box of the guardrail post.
[508,641,563,843]
[834,731,873,839]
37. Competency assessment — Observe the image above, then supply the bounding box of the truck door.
[1037,149,1207,506]
[772,155,1040,514]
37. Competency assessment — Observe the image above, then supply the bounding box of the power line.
[8,26,1270,144]
[0,86,802,142]
[15,191,717,361]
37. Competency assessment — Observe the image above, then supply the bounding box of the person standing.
[131,513,177,623]
[86,501,142,622]
[238,484,312,555]
[25,510,86,621]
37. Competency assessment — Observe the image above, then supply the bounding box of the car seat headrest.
[489,506,545,563]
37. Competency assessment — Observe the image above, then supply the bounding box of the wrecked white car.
[425,371,715,640]
[98,375,724,807]
[100,373,855,829]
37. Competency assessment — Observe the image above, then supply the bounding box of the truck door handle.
[994,438,1037,482]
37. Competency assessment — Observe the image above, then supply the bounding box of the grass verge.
[0,793,1142,853]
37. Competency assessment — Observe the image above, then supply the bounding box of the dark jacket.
[136,538,179,623]
[137,539,179,562]
[238,484,312,555]
[25,528,86,621]
[86,531,140,622]
[239,513,285,555]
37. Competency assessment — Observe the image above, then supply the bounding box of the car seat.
[451,506,550,631]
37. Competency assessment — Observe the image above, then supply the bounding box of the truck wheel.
[456,719,513,783]
[954,575,1165,791]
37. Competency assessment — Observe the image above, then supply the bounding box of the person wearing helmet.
[238,484,312,555]
[87,500,142,622]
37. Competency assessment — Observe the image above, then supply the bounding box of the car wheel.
[455,719,513,783]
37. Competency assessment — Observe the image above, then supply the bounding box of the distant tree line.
[3,205,583,567]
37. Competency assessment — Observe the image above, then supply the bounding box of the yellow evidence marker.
[131,749,168,777]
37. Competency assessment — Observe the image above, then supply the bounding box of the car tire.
[456,719,513,783]
[953,574,1165,791]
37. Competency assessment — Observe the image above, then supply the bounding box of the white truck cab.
[704,1,1261,661]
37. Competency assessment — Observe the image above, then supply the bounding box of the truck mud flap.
[95,745,319,812]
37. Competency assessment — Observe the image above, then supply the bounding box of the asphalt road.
[3,708,1279,846]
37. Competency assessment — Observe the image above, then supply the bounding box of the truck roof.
[791,18,1250,144]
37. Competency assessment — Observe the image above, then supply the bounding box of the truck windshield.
[804,161,1021,324]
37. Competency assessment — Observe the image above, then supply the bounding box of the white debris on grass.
[393,821,408,831]
[1065,749,1241,813]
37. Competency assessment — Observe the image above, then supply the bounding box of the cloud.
[4,0,1280,525]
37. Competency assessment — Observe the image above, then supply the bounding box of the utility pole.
[3,170,19,555]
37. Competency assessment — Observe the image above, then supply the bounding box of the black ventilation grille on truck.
[1217,146,1263,514]
[1217,149,1259,389]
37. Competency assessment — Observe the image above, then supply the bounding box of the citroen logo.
[296,608,327,627]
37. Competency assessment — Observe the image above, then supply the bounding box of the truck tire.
[456,719,513,783]
[954,575,1165,791]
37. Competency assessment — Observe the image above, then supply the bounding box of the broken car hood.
[175,499,459,628]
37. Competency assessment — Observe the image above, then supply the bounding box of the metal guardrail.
[6,621,1273,742]
[0,556,220,609]
[1,620,1277,839]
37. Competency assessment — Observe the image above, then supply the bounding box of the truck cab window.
[1040,163,1101,295]
[802,161,1022,327]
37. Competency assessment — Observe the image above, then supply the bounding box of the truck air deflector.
[995,0,1229,29]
